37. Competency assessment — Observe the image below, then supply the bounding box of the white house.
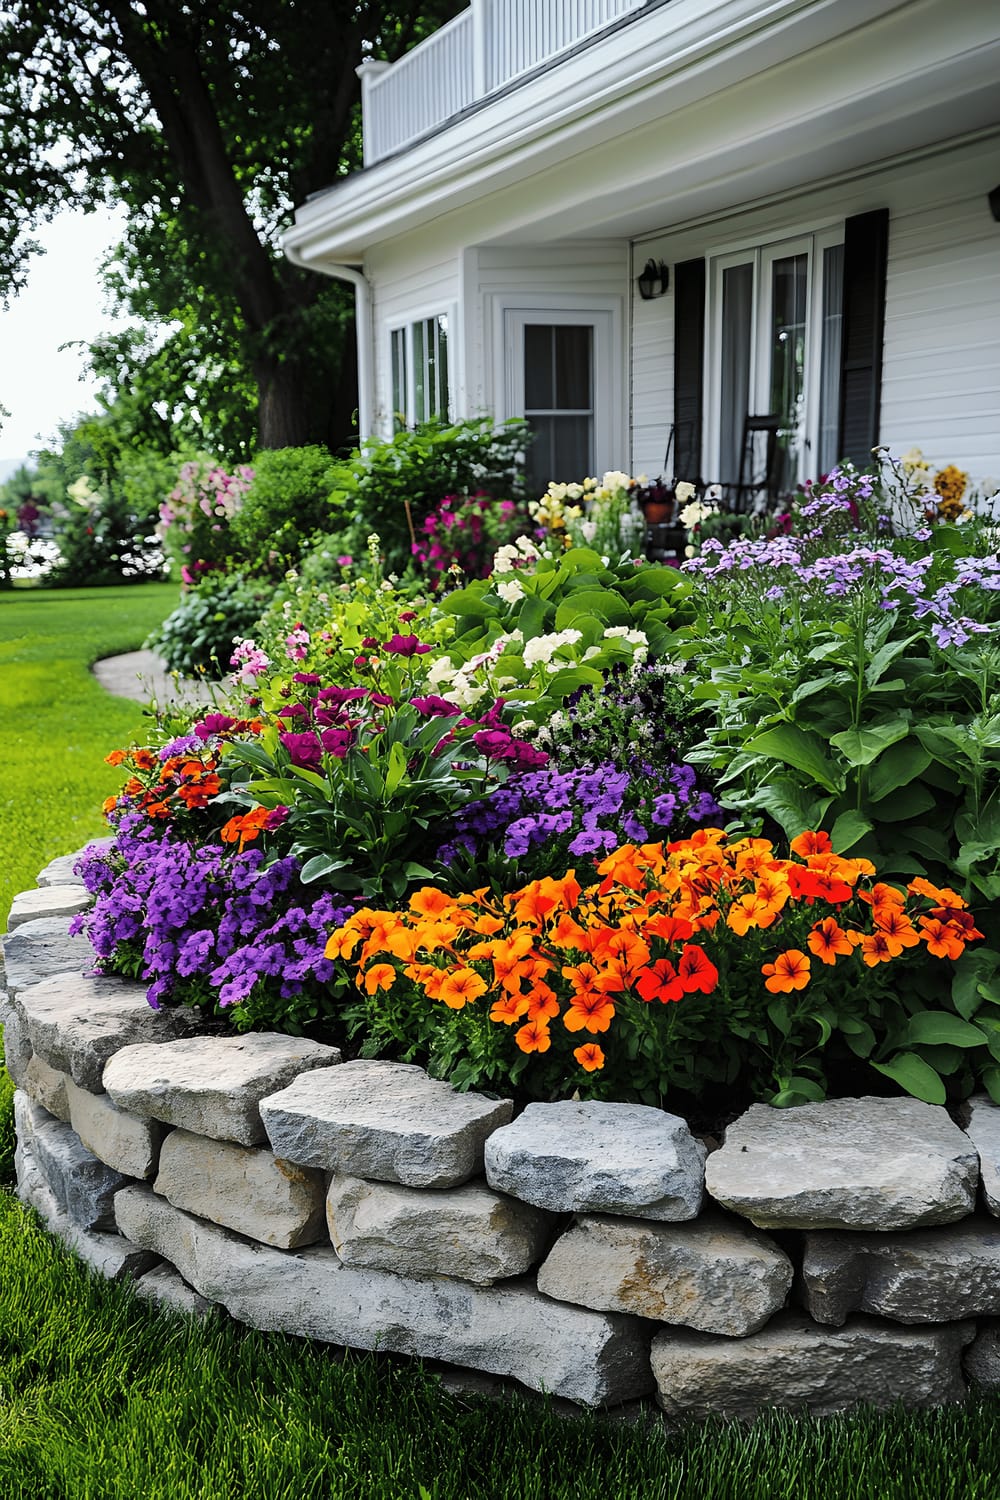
[283,0,1000,497]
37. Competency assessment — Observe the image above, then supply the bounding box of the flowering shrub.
[146,572,270,677]
[411,492,528,585]
[71,825,351,1029]
[158,458,254,584]
[332,829,984,1111]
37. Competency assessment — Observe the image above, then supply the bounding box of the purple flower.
[279,731,323,770]
[383,634,432,656]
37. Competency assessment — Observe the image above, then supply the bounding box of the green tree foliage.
[0,1,463,455]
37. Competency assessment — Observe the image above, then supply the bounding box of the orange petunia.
[762,949,811,993]
[515,1019,551,1054]
[132,748,158,771]
[918,916,966,960]
[634,959,683,1004]
[524,984,560,1022]
[677,944,719,995]
[786,867,853,905]
[872,905,921,956]
[409,886,456,919]
[790,830,833,857]
[573,1043,606,1072]
[643,913,694,944]
[490,992,531,1025]
[727,893,776,935]
[363,963,397,995]
[908,876,965,908]
[857,931,895,967]
[102,795,117,816]
[563,991,616,1034]
[807,917,853,965]
[104,749,127,766]
[220,806,271,852]
[856,881,906,909]
[437,968,487,1010]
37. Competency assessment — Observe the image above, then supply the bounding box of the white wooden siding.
[629,134,1000,483]
[368,240,462,436]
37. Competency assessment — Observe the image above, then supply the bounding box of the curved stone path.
[92,649,218,707]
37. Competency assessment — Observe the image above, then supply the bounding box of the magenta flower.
[279,731,323,771]
[194,713,239,740]
[383,634,431,656]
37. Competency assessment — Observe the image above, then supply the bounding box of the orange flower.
[363,963,396,995]
[908,876,965,908]
[563,991,616,1034]
[515,1019,551,1054]
[858,931,895,967]
[872,905,921,956]
[790,830,833,857]
[409,887,457,919]
[643,913,694,944]
[807,918,853,965]
[634,958,683,1004]
[727,893,776,935]
[524,984,560,1022]
[490,992,531,1025]
[220,806,271,852]
[918,917,966,960]
[102,795,117,816]
[856,881,906,909]
[573,1043,605,1072]
[104,749,127,766]
[786,867,853,905]
[438,968,487,1010]
[753,871,791,915]
[676,944,719,995]
[132,748,157,771]
[762,949,811,993]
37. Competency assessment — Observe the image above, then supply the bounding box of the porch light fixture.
[637,259,669,300]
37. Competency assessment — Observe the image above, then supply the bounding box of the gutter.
[283,241,373,442]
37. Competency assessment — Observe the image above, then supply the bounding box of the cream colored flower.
[497,578,525,604]
[674,480,697,504]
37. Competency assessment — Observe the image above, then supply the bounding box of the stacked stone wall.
[5,852,1000,1417]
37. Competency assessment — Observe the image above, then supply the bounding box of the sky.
[0,205,131,477]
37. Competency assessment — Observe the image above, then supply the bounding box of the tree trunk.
[253,357,315,450]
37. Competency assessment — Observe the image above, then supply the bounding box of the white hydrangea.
[522,628,583,668]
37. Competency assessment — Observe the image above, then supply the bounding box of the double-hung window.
[707,229,845,491]
[391,313,450,429]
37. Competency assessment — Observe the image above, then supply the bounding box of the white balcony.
[359,0,649,165]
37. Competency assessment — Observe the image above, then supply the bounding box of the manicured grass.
[3,583,1000,1497]
[0,583,179,928]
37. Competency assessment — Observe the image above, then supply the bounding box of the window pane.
[435,314,450,421]
[413,318,427,422]
[391,329,407,432]
[769,253,808,492]
[526,414,592,493]
[524,325,554,408]
[719,263,753,486]
[554,325,591,409]
[818,244,844,476]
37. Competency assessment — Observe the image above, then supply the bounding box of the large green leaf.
[900,1012,987,1048]
[867,783,937,822]
[749,778,833,839]
[829,716,910,768]
[867,739,934,800]
[829,810,874,852]
[871,1052,946,1104]
[554,590,632,629]
[744,725,842,793]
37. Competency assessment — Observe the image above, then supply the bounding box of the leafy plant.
[228,445,343,574]
[147,573,270,677]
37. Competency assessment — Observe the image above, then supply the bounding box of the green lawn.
[0,583,179,927]
[2,583,1000,1498]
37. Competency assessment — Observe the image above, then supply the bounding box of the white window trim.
[491,293,624,479]
[703,228,845,487]
[387,303,455,428]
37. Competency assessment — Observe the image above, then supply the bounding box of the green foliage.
[45,481,164,589]
[329,417,530,576]
[147,574,271,677]
[229,446,343,573]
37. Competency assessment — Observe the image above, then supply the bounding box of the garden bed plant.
[71,455,1000,1122]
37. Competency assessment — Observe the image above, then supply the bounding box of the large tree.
[0,1,462,455]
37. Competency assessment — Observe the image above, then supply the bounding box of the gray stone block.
[484,1101,706,1218]
[18,1091,131,1231]
[35,841,112,888]
[1,994,33,1089]
[650,1313,973,1420]
[964,1321,1000,1386]
[154,1128,327,1249]
[14,1092,158,1280]
[115,1184,652,1407]
[15,973,185,1092]
[537,1211,792,1335]
[23,1054,71,1121]
[2,917,94,1000]
[104,1034,339,1145]
[134,1264,218,1320]
[802,1218,1000,1324]
[8,886,93,930]
[705,1098,977,1230]
[964,1095,1000,1215]
[65,1075,166,1179]
[261,1061,512,1188]
[326,1173,552,1284]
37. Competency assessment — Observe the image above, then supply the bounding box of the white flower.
[582,645,602,661]
[511,719,535,736]
[497,578,525,604]
[565,483,584,500]
[515,535,540,557]
[522,628,582,668]
[580,520,597,543]
[492,543,519,574]
[601,470,632,493]
[675,480,697,504]
[679,499,718,528]
[426,657,458,687]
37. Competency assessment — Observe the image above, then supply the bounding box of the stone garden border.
[5,849,1000,1419]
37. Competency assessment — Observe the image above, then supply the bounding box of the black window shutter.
[672,257,706,482]
[837,208,889,468]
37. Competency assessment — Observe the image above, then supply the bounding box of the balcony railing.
[360,0,649,165]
